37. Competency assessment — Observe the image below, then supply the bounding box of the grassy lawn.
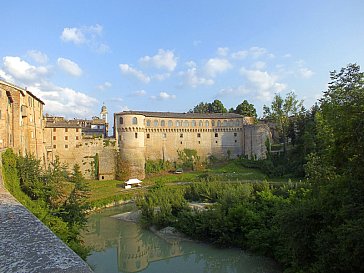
[85,160,296,208]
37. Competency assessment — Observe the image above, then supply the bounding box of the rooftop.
[115,111,244,119]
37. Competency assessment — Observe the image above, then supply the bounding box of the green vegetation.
[2,151,90,259]
[138,64,364,273]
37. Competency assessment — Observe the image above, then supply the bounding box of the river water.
[83,205,281,273]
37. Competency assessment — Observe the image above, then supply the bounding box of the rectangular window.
[135,132,138,138]
[76,136,79,140]
[234,133,237,137]
[65,136,68,140]
[76,128,79,132]
[215,133,218,137]
[235,140,237,143]
[65,128,68,132]
[53,128,56,132]
[162,133,167,138]
[180,133,183,138]
[197,133,201,138]
[53,144,56,149]
[147,133,150,139]
[65,144,68,149]
[53,136,56,140]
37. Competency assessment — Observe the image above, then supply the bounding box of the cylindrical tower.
[117,112,146,179]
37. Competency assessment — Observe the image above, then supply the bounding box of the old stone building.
[114,111,271,179]
[0,80,46,163]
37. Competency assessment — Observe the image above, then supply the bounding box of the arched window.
[168,120,173,127]
[199,120,203,127]
[132,117,138,125]
[161,120,165,127]
[176,120,180,127]
[146,120,151,126]
[154,120,159,126]
[119,117,123,124]
[211,120,215,127]
[228,120,234,127]
[205,120,209,127]
[235,120,240,127]
[223,120,228,127]
[183,120,189,127]
[217,120,221,127]
[191,120,196,127]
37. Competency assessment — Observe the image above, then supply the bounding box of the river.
[83,205,281,273]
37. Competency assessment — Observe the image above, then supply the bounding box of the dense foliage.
[139,64,364,273]
[1,150,90,259]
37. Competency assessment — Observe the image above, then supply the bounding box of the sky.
[1,0,364,119]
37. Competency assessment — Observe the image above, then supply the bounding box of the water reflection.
[84,205,280,273]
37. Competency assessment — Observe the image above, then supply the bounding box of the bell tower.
[100,103,108,122]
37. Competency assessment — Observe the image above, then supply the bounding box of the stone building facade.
[0,80,46,164]
[114,111,271,179]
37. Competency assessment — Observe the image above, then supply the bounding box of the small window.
[76,136,79,140]
[132,117,138,125]
[215,133,218,137]
[180,141,183,144]
[234,133,237,137]
[216,141,218,144]
[65,128,68,132]
[191,120,196,127]
[197,133,201,138]
[76,128,79,132]
[135,132,138,138]
[53,128,56,132]
[235,140,237,143]
[53,136,56,140]
[212,120,215,126]
[199,120,203,127]
[223,120,228,127]
[161,120,165,127]
[146,120,151,126]
[65,136,68,140]
[205,120,209,127]
[168,120,173,127]
[120,117,124,124]
[154,120,159,126]
[183,120,189,127]
[217,120,221,127]
[65,144,68,149]
[147,133,150,139]
[180,133,183,138]
[176,120,180,127]
[53,144,56,149]
[162,133,167,138]
[102,176,104,180]
[198,141,201,144]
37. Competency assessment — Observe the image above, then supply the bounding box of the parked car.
[174,168,183,174]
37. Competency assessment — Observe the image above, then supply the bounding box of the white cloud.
[252,61,266,70]
[140,49,177,71]
[57,58,82,77]
[0,56,97,118]
[217,85,249,97]
[179,63,214,88]
[151,91,176,100]
[119,64,150,83]
[97,81,112,90]
[152,73,171,81]
[217,47,229,56]
[249,46,269,58]
[231,50,248,60]
[60,24,110,53]
[133,90,147,97]
[299,67,314,79]
[27,50,48,64]
[205,58,232,77]
[61,27,86,44]
[2,56,49,83]
[241,68,286,101]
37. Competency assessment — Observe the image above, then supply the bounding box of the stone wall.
[243,124,271,159]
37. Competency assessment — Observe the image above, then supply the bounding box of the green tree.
[209,99,227,113]
[189,102,210,113]
[263,92,304,154]
[234,100,257,118]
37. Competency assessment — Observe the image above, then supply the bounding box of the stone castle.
[0,79,271,180]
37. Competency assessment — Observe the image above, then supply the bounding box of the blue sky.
[1,0,364,118]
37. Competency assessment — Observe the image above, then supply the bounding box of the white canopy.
[125,178,142,185]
